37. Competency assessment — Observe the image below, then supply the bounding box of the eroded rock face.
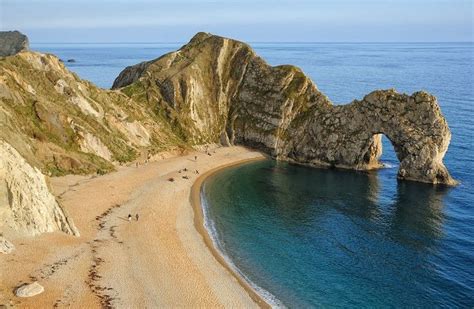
[0,31,29,57]
[113,32,456,185]
[0,140,79,236]
[280,90,454,185]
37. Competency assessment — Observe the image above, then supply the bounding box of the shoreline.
[0,146,268,307]
[190,156,272,309]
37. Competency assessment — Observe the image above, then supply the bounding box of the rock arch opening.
[378,134,399,169]
[361,133,400,170]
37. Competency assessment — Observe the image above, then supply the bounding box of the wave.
[200,184,285,308]
[381,162,396,168]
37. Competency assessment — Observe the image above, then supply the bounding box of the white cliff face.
[0,140,79,237]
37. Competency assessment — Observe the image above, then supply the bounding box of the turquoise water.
[33,42,473,307]
[203,160,472,307]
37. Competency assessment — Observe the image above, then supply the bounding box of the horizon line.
[31,41,474,44]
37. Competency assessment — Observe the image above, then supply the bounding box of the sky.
[1,0,473,43]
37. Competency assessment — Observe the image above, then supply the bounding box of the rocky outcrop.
[0,140,79,236]
[281,90,454,184]
[0,31,29,57]
[113,32,456,185]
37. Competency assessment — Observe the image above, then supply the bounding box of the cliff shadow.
[387,181,450,245]
[261,161,382,230]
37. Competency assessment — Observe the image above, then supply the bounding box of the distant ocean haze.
[33,42,474,307]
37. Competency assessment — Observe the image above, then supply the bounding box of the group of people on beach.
[125,148,221,222]
[178,169,199,180]
[136,148,216,183]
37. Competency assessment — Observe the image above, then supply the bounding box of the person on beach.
[194,155,197,161]
[128,214,132,222]
[136,214,139,221]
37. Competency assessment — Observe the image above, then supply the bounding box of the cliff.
[0,31,457,243]
[0,32,186,240]
[113,32,456,185]
[0,140,79,237]
[0,50,187,177]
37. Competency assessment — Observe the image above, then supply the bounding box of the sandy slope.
[0,146,266,308]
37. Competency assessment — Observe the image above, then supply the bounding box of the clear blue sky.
[1,0,472,43]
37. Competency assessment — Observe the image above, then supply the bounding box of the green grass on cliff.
[0,52,193,176]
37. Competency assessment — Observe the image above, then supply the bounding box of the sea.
[33,41,474,308]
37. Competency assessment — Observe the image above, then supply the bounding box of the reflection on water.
[266,161,447,240]
[389,182,448,245]
[203,160,471,308]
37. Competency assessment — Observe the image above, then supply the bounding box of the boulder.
[15,282,44,297]
[0,31,29,57]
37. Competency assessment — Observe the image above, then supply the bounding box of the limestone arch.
[347,91,455,185]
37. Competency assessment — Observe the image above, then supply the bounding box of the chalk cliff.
[113,32,456,185]
[0,140,79,237]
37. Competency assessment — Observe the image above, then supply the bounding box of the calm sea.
[33,42,474,307]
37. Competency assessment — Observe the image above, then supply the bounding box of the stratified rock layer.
[113,32,456,185]
[0,31,29,57]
